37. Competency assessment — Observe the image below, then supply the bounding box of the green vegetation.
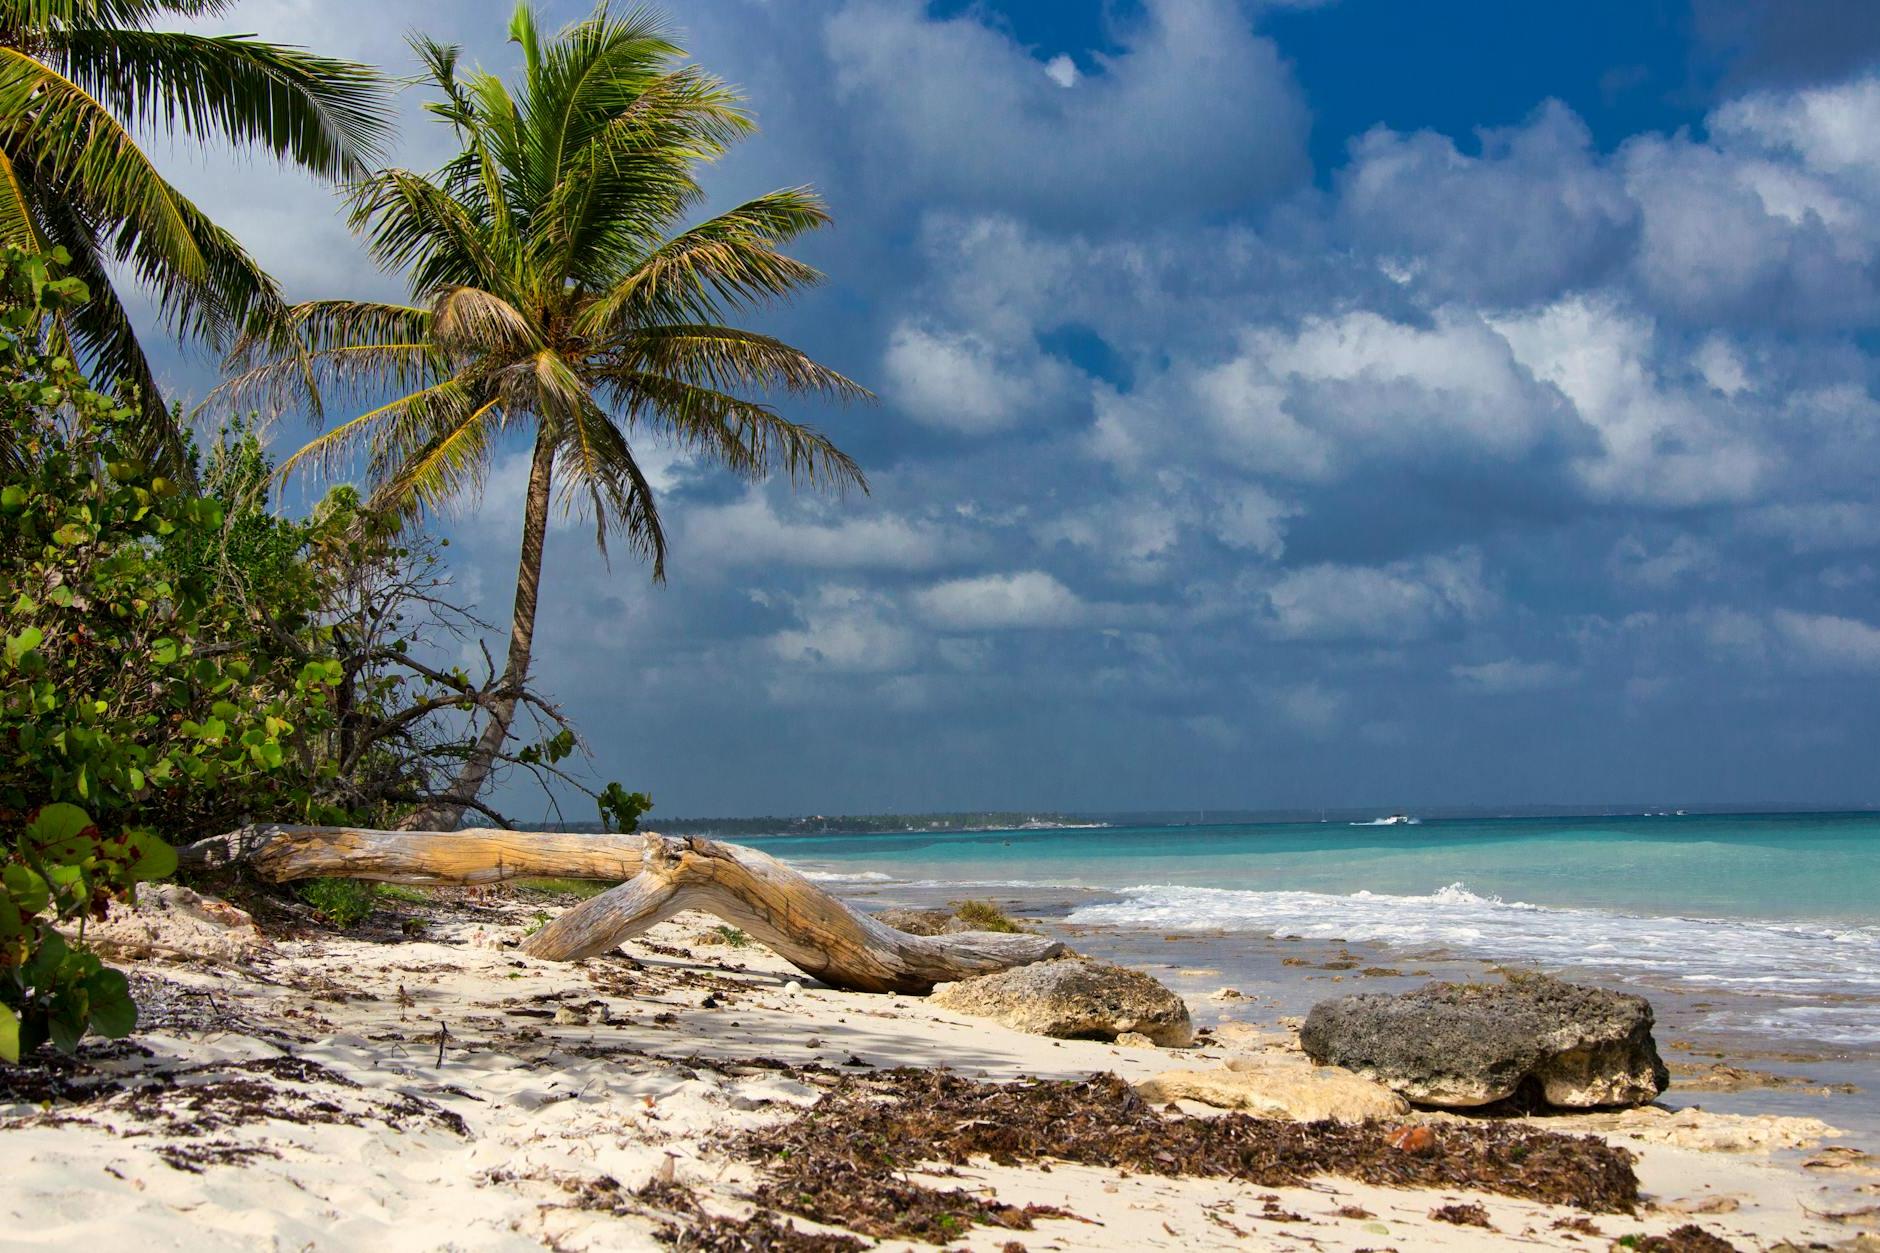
[222,2,867,829]
[0,1,865,1060]
[1,801,171,1060]
[296,877,376,928]
[0,0,390,451]
[707,924,751,948]
[948,900,1027,934]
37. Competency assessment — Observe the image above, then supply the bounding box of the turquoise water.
[745,812,1880,1046]
[749,812,1880,924]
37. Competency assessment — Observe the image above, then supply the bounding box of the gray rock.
[1300,975,1670,1109]
[929,958,1195,1046]
[873,907,955,936]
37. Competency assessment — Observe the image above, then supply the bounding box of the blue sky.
[142,0,1880,817]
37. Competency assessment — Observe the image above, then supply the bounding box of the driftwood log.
[178,825,1065,994]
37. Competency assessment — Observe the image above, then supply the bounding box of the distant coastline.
[542,800,1879,838]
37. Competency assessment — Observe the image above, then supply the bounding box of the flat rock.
[874,908,955,936]
[929,958,1194,1046]
[1137,1056,1409,1122]
[1301,975,1669,1108]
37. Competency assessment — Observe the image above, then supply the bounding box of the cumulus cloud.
[1265,550,1496,642]
[768,586,919,673]
[684,492,971,569]
[1452,658,1576,692]
[1773,610,1880,670]
[1338,102,1638,305]
[883,322,1081,433]
[823,0,1308,225]
[913,571,1086,630]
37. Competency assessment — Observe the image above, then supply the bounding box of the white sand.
[3,891,1875,1251]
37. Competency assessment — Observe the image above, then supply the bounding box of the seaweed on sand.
[731,1068,1641,1244]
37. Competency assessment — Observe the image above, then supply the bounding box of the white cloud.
[1265,550,1496,642]
[1338,102,1637,305]
[1043,54,1078,88]
[1452,658,1575,692]
[685,492,970,569]
[883,322,1079,433]
[913,570,1086,629]
[1494,297,1767,506]
[1610,534,1720,589]
[824,0,1307,224]
[1773,610,1880,671]
[1211,487,1299,558]
[768,586,918,673]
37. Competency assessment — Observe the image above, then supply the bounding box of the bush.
[949,899,1027,933]
[0,801,174,1060]
[296,877,377,928]
[0,247,356,1057]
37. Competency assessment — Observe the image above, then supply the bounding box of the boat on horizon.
[1351,812,1420,827]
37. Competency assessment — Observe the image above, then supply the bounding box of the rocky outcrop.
[874,908,955,936]
[929,958,1194,1046]
[1300,975,1669,1109]
[1137,1056,1409,1122]
[76,883,266,965]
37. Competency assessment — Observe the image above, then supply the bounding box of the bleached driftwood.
[178,825,1065,994]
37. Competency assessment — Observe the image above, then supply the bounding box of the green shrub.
[949,899,1026,933]
[296,878,377,928]
[1,802,174,1060]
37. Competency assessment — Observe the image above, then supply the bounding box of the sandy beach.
[3,882,1876,1252]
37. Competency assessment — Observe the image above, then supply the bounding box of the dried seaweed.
[1625,1224,1740,1252]
[1430,1201,1494,1227]
[637,1180,868,1252]
[731,1068,1639,1244]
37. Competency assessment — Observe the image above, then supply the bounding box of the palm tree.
[224,3,869,829]
[0,0,389,437]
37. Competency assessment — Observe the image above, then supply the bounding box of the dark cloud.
[1691,0,1880,91]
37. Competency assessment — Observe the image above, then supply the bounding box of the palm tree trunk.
[404,432,555,830]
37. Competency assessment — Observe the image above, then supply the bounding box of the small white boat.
[1351,812,1420,827]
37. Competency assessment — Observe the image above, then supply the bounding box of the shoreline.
[3,883,1877,1250]
[821,872,1880,1141]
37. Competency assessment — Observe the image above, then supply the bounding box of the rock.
[1584,1106,1841,1152]
[1137,1056,1408,1122]
[874,907,954,936]
[929,958,1195,1046]
[76,883,265,965]
[1208,987,1248,1001]
[1114,1031,1157,1048]
[1210,1021,1290,1051]
[1300,975,1669,1108]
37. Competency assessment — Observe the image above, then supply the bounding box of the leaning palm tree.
[223,3,869,829]
[0,0,388,437]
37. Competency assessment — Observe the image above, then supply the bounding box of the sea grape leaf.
[84,969,135,1038]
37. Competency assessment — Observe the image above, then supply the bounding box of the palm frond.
[577,187,830,333]
[610,370,866,494]
[611,324,872,401]
[48,30,390,178]
[553,398,667,574]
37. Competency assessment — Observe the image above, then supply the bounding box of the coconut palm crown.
[0,0,389,427]
[223,2,869,826]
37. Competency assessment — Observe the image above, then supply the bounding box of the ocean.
[743,811,1880,1130]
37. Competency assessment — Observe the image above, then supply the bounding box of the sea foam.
[1065,882,1880,1040]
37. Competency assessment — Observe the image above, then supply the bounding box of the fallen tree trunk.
[177,825,1065,994]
